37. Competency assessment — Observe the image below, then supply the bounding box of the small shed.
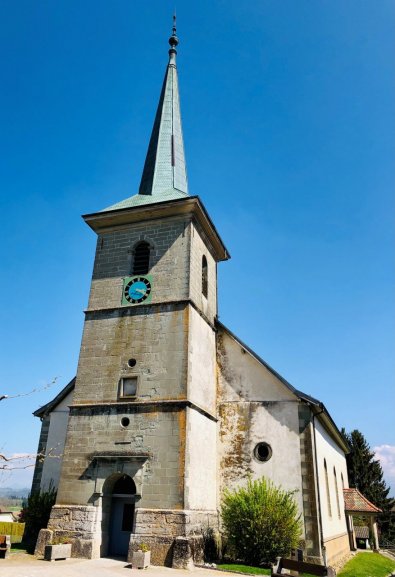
[343,488,382,551]
[0,511,17,523]
[354,526,370,549]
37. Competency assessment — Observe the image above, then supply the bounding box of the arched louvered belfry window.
[133,241,150,275]
[324,459,332,517]
[202,255,208,298]
[334,467,341,519]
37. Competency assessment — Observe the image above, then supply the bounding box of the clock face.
[122,276,152,305]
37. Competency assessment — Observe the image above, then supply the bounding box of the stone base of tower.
[128,508,219,567]
[36,505,219,566]
[35,505,101,559]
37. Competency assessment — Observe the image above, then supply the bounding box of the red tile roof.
[343,488,382,513]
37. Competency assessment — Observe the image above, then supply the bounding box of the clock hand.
[134,288,147,294]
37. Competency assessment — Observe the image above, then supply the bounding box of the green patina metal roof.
[101,19,189,213]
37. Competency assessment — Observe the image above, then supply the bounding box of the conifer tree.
[342,428,395,543]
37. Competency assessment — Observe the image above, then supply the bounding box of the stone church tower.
[35,20,353,569]
[44,21,229,562]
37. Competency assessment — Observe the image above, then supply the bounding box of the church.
[31,21,354,568]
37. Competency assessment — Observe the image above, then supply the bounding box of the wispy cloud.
[374,444,395,496]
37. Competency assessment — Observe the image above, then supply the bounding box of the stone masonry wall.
[298,404,322,561]
[88,216,191,311]
[189,221,217,323]
[73,304,189,404]
[56,404,185,509]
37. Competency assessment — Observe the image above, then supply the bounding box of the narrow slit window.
[324,459,332,517]
[133,242,150,275]
[202,255,208,298]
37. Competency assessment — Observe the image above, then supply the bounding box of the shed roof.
[343,488,382,514]
[354,526,370,539]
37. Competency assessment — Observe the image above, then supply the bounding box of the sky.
[0,1,394,493]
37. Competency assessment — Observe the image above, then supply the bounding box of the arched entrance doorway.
[103,474,137,557]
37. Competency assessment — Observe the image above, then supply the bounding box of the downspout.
[311,406,327,565]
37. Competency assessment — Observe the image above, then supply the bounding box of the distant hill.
[0,487,29,498]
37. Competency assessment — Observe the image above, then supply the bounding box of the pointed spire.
[138,14,189,198]
[101,17,189,213]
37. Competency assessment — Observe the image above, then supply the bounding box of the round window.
[121,417,130,428]
[128,358,137,368]
[254,442,272,462]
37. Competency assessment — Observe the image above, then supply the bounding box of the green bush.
[20,483,57,551]
[221,476,302,566]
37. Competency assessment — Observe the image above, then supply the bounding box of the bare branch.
[0,446,62,471]
[0,377,58,401]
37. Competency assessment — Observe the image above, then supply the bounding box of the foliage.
[341,429,395,541]
[337,552,395,577]
[202,526,220,562]
[342,430,391,508]
[138,542,150,552]
[20,483,57,550]
[221,477,302,566]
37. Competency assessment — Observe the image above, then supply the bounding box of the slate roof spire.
[101,16,189,212]
[139,13,189,198]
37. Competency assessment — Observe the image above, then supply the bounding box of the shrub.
[20,483,57,551]
[221,476,302,566]
[202,526,220,562]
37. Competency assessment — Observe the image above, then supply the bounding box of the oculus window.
[254,442,272,462]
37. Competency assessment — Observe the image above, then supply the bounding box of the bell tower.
[46,19,229,564]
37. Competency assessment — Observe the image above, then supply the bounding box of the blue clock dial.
[123,277,152,304]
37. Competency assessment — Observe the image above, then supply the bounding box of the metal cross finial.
[169,11,179,53]
[172,12,177,35]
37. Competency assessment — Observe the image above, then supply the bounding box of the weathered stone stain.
[219,403,253,483]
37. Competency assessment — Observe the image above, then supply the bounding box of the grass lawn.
[10,542,29,553]
[216,555,395,577]
[217,564,271,575]
[216,563,316,576]
[338,552,395,577]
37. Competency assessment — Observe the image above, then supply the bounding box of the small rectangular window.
[119,377,138,398]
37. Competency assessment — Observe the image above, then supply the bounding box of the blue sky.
[0,1,394,491]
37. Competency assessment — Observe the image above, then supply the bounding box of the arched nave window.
[324,459,332,518]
